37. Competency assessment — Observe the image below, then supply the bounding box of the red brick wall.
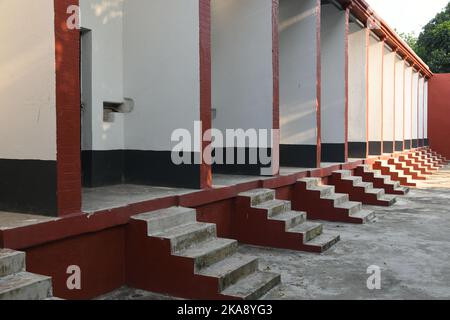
[54,0,82,216]
[428,74,450,158]
[26,227,125,300]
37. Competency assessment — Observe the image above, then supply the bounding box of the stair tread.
[239,189,274,198]
[221,271,280,300]
[305,232,341,247]
[288,221,322,234]
[0,272,52,298]
[254,199,289,210]
[175,238,237,258]
[322,193,348,201]
[0,250,25,278]
[197,254,257,278]
[366,188,384,195]
[342,176,362,182]
[150,222,215,238]
[334,170,352,176]
[335,201,361,209]
[350,209,375,219]
[270,210,305,221]
[355,182,373,188]
[133,207,195,222]
[381,194,397,201]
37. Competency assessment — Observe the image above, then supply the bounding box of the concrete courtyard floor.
[101,165,450,300]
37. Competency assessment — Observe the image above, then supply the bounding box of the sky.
[367,0,448,35]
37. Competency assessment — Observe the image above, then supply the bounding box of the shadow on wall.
[280,99,317,144]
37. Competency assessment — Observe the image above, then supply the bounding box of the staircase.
[126,207,281,300]
[373,160,418,187]
[409,151,443,168]
[391,157,433,175]
[390,156,431,176]
[293,178,375,224]
[354,165,410,195]
[399,154,439,172]
[234,189,340,253]
[378,159,427,181]
[330,170,397,207]
[420,150,447,164]
[0,249,56,300]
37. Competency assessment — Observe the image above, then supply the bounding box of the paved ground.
[101,166,450,300]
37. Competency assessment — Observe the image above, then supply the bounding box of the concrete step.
[134,207,197,234]
[343,176,364,185]
[288,221,323,242]
[366,188,385,198]
[333,170,352,178]
[336,201,362,215]
[254,200,291,217]
[299,178,321,189]
[323,193,350,206]
[239,189,275,206]
[0,272,52,300]
[175,238,238,271]
[150,222,217,253]
[304,233,341,252]
[221,271,281,300]
[269,210,307,230]
[350,209,376,223]
[198,254,259,292]
[0,250,25,278]
[354,181,374,190]
[395,186,410,194]
[308,185,335,197]
[381,194,397,205]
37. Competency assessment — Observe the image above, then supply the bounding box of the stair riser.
[244,275,281,301]
[333,195,350,206]
[194,242,239,272]
[320,187,335,198]
[147,211,197,234]
[283,214,307,230]
[303,225,323,242]
[302,180,320,189]
[0,252,25,278]
[250,192,276,206]
[218,259,259,292]
[267,203,292,217]
[321,237,341,252]
[0,279,52,301]
[170,225,217,253]
[347,204,362,215]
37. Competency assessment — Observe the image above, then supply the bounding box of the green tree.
[415,2,450,73]
[398,31,418,52]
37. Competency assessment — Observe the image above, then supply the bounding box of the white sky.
[368,0,448,35]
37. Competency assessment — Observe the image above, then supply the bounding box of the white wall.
[0,0,56,161]
[212,0,274,143]
[348,23,367,143]
[321,4,346,144]
[418,76,424,141]
[404,66,412,143]
[382,47,395,144]
[279,0,319,146]
[424,81,428,140]
[412,71,419,141]
[80,0,125,151]
[394,56,404,144]
[123,0,201,152]
[368,35,383,142]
